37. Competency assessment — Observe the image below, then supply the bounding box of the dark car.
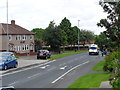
[37,50,51,59]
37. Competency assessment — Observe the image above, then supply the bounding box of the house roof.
[0,20,34,35]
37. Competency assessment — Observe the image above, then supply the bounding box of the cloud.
[0,0,108,34]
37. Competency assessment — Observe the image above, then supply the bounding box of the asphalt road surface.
[2,52,104,88]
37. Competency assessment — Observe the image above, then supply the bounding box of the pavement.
[100,81,112,88]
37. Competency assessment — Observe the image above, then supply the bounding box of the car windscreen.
[0,53,13,56]
[90,47,97,49]
[0,56,7,61]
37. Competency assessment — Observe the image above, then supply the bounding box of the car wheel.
[37,56,39,59]
[14,63,18,68]
[4,65,8,70]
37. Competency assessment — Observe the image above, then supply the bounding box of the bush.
[103,51,120,88]
[111,77,120,89]
[103,52,120,72]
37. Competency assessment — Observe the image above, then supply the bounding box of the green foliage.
[59,17,82,45]
[79,29,94,45]
[97,1,120,46]
[68,73,111,88]
[103,52,120,72]
[44,21,62,52]
[31,28,45,51]
[95,32,115,50]
[92,60,105,71]
[31,28,45,40]
[103,51,120,88]
[50,50,86,60]
[15,55,20,58]
[111,78,120,89]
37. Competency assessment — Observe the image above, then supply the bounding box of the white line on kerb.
[2,60,56,76]
[51,61,89,84]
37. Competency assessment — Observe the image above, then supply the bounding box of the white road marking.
[60,66,67,70]
[2,60,56,76]
[40,66,46,69]
[8,81,17,86]
[51,61,89,84]
[46,65,50,67]
[40,64,50,69]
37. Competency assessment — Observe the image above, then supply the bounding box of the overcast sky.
[0,0,108,35]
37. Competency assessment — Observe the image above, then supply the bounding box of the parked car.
[0,86,15,90]
[0,52,18,70]
[37,50,51,59]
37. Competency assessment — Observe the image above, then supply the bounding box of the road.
[2,52,104,88]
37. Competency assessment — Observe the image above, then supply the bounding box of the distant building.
[80,40,95,46]
[0,20,35,56]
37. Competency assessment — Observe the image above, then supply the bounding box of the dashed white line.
[60,66,67,70]
[51,61,89,84]
[27,73,40,79]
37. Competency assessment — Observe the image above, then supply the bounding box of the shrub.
[103,51,120,88]
[103,52,120,72]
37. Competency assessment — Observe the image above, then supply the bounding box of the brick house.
[0,20,35,56]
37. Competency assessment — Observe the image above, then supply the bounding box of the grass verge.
[49,50,87,60]
[92,60,105,71]
[15,55,20,58]
[68,73,111,88]
[68,59,112,88]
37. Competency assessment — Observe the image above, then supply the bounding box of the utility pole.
[78,20,80,50]
[6,0,9,52]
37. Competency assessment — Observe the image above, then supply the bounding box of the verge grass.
[68,73,111,88]
[49,50,87,60]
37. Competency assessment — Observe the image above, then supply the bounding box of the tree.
[59,17,72,45]
[31,28,45,51]
[71,26,79,45]
[95,32,115,50]
[44,21,62,52]
[97,1,120,46]
[31,28,45,40]
[79,29,94,46]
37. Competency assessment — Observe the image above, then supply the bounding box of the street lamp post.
[78,20,80,50]
[6,0,9,52]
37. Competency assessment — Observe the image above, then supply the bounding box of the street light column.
[78,20,80,50]
[6,0,9,52]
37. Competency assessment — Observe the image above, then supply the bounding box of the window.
[26,45,29,50]
[16,35,21,40]
[16,35,18,40]
[8,35,12,41]
[90,47,97,49]
[22,45,25,51]
[22,35,26,40]
[30,35,32,40]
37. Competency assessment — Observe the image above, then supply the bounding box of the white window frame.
[22,35,26,40]
[30,35,32,40]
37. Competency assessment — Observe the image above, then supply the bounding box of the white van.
[89,44,99,55]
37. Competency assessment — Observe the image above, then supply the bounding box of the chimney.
[11,20,15,26]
